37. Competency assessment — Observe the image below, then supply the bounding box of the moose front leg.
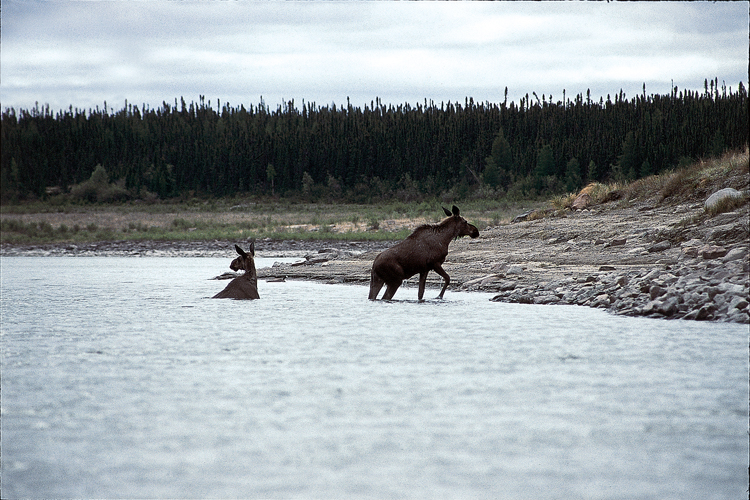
[433,264,450,299]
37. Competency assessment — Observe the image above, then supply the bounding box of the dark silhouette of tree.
[1,78,746,202]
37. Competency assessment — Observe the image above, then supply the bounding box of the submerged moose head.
[212,243,260,300]
[369,205,479,301]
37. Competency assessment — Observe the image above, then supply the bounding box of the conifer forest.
[1,78,747,203]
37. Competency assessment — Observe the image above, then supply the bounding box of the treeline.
[1,78,747,203]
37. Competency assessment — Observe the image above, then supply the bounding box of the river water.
[1,256,747,499]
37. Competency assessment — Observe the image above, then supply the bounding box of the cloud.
[1,0,747,112]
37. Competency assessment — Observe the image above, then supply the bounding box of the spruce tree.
[564,158,581,193]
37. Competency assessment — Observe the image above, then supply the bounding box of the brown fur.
[212,243,260,299]
[369,205,479,301]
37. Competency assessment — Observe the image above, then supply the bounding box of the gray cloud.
[2,1,747,112]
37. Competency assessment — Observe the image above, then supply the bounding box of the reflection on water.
[1,257,746,499]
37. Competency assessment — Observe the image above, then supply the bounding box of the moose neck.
[243,261,258,282]
[437,218,461,245]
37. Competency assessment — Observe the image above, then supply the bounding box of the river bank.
[3,195,748,323]
[256,198,748,324]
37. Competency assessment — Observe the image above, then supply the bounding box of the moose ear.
[235,244,247,257]
[442,207,452,217]
[248,241,255,256]
[452,205,460,216]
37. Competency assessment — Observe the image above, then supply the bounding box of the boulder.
[722,247,748,262]
[704,188,742,210]
[649,285,666,300]
[571,192,591,210]
[648,241,671,253]
[506,265,524,275]
[700,245,728,259]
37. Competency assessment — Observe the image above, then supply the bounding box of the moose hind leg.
[369,271,385,300]
[434,265,450,299]
[381,280,402,300]
[417,271,429,301]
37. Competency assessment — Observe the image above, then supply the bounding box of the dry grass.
[558,147,749,211]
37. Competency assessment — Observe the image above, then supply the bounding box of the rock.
[705,286,721,300]
[512,210,534,223]
[649,285,666,300]
[648,241,671,253]
[609,237,627,246]
[704,188,742,210]
[213,272,242,280]
[481,275,504,286]
[705,223,748,244]
[533,294,558,305]
[496,280,517,291]
[722,247,748,262]
[700,245,728,259]
[695,304,717,320]
[462,274,498,287]
[614,275,629,287]
[682,246,700,258]
[306,256,330,264]
[627,247,647,255]
[592,294,611,308]
[658,297,679,316]
[506,265,524,275]
[599,265,616,271]
[642,269,661,281]
[718,282,746,296]
[490,262,507,273]
[641,300,660,315]
[571,192,591,210]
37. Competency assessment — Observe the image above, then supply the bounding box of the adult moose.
[369,205,479,301]
[212,243,260,299]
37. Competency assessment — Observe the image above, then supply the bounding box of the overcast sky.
[2,1,748,113]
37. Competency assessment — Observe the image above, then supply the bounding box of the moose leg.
[417,271,429,301]
[433,264,450,299]
[369,270,385,300]
[381,280,402,300]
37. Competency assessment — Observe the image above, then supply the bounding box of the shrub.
[70,165,131,203]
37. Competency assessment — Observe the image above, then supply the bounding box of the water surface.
[1,257,746,499]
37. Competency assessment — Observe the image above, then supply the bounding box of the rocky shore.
[3,195,748,324]
[256,197,749,324]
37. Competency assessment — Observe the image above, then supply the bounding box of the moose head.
[442,205,479,239]
[230,242,256,273]
[213,242,260,299]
